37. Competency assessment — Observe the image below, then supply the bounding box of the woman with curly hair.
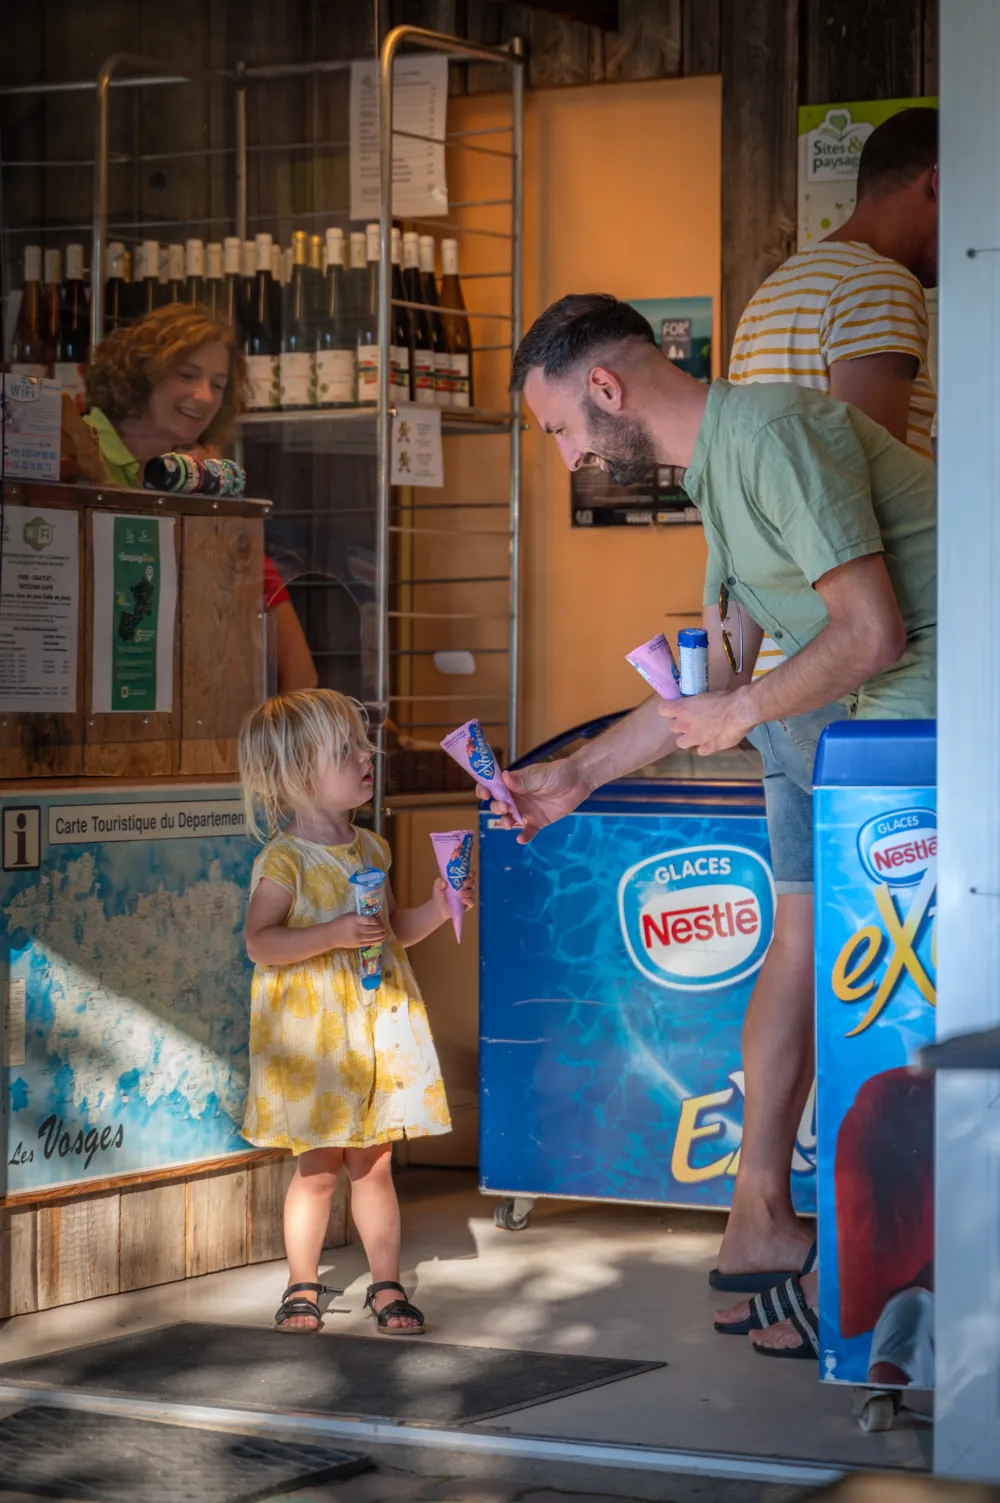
[84,301,247,484]
[84,302,317,692]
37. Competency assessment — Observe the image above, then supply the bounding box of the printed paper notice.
[0,505,80,713]
[350,55,449,221]
[391,408,443,488]
[91,514,177,713]
[4,976,26,1068]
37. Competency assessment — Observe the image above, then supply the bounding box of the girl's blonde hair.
[238,689,374,843]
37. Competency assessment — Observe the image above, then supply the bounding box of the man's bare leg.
[715,891,816,1276]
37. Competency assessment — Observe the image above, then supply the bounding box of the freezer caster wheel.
[853,1388,900,1433]
[494,1196,533,1231]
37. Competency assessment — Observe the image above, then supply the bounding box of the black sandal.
[364,1280,426,1336]
[274,1281,342,1334]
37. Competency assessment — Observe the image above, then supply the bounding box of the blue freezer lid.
[813,719,936,789]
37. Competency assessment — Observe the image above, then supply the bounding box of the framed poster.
[571,296,711,528]
[1,783,254,1194]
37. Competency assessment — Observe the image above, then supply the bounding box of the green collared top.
[83,407,141,489]
[685,379,936,720]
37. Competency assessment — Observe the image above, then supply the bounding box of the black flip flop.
[274,1280,342,1334]
[751,1274,819,1360]
[715,1273,806,1337]
[708,1237,816,1293]
[365,1280,426,1336]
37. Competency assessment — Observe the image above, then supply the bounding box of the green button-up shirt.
[83,407,141,488]
[685,379,936,719]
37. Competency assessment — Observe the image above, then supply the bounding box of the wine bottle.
[270,243,284,338]
[316,227,355,408]
[440,238,472,409]
[135,240,161,318]
[357,222,380,406]
[280,229,314,410]
[347,231,366,352]
[105,242,129,334]
[223,236,244,333]
[390,226,412,406]
[403,231,435,407]
[55,243,90,411]
[166,244,185,303]
[241,239,256,312]
[418,234,449,407]
[309,233,324,316]
[11,246,52,376]
[205,243,224,319]
[184,238,207,306]
[244,231,279,411]
[43,248,62,351]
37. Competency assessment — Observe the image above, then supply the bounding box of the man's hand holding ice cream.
[658,687,756,757]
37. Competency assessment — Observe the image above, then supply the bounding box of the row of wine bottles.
[241,225,472,412]
[9,245,90,406]
[7,225,474,413]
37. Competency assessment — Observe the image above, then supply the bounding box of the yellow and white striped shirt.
[728,240,936,679]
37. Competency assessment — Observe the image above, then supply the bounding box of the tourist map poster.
[1,784,255,1194]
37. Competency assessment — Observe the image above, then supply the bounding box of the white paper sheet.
[391,407,444,488]
[350,55,449,222]
[0,505,80,714]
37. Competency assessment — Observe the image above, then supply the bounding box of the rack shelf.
[240,406,514,444]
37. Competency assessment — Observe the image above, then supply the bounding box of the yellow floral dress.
[242,827,451,1154]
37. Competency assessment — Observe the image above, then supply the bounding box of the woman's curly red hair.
[85,302,249,448]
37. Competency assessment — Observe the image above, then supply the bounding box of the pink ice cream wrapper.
[430,830,474,942]
[626,633,682,701]
[440,718,523,824]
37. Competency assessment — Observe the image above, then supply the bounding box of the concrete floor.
[0,1169,932,1488]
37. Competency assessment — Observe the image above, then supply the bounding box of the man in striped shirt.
[714,108,938,1350]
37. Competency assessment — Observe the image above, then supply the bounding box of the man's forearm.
[738,620,887,727]
[570,694,678,792]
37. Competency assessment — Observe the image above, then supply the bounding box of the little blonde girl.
[238,689,473,1336]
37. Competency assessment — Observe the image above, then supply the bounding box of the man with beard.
[480,292,936,1326]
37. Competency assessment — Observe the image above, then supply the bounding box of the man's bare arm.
[829,351,918,445]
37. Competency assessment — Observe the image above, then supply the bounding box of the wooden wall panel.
[683,0,722,76]
[605,0,682,82]
[8,1208,39,1318]
[247,1155,296,1264]
[185,1165,248,1277]
[922,0,939,95]
[179,515,264,775]
[119,1182,187,1292]
[719,0,800,367]
[801,0,923,104]
[36,1193,120,1310]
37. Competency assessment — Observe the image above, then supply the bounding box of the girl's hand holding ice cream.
[432,873,476,923]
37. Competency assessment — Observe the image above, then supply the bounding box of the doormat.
[0,1322,664,1426]
[0,1405,370,1503]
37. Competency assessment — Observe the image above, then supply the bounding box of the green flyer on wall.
[91,514,177,714]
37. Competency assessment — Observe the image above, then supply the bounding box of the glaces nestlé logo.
[857,807,936,888]
[618,844,776,992]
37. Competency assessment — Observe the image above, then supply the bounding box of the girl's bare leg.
[282,1146,344,1329]
[345,1144,418,1330]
